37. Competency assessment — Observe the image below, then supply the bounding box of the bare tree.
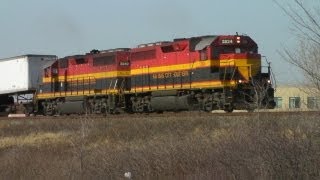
[274,0,320,95]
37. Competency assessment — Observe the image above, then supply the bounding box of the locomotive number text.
[221,39,233,44]
[152,71,189,79]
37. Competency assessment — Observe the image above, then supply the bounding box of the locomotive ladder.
[106,78,126,109]
[107,78,120,92]
[108,79,113,94]
[113,79,118,91]
[118,79,126,106]
[222,63,237,94]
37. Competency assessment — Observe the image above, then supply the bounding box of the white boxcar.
[0,54,57,95]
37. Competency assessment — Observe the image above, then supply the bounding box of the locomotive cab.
[209,35,275,110]
[211,35,261,81]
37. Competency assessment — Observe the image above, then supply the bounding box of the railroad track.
[0,110,318,121]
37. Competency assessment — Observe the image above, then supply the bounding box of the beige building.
[273,85,320,111]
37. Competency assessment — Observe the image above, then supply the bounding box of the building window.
[274,97,282,108]
[289,97,301,109]
[307,97,319,109]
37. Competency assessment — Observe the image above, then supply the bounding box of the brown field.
[0,112,320,179]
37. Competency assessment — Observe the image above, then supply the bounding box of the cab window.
[212,46,258,59]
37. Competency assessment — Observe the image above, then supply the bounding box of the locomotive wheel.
[147,103,153,112]
[224,105,233,113]
[100,107,107,114]
[131,97,144,113]
[204,101,213,112]
[107,106,114,114]
[56,109,62,116]
[133,104,144,113]
[246,106,255,112]
[43,109,55,116]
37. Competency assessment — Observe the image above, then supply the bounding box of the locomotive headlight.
[236,36,241,43]
[267,79,271,84]
[238,79,242,83]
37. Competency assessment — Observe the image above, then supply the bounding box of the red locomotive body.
[36,35,275,115]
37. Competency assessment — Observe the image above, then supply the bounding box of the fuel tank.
[57,96,87,114]
[150,95,195,111]
[57,101,85,114]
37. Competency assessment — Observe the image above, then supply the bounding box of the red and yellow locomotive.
[37,49,131,115]
[36,35,275,115]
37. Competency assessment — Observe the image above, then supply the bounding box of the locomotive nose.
[219,53,261,81]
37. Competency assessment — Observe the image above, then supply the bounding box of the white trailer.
[0,54,57,95]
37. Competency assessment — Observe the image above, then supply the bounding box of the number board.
[221,39,234,44]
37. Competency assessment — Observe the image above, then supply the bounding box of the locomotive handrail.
[108,79,113,93]
[82,77,85,95]
[262,56,276,90]
[249,65,252,78]
[88,76,96,94]
[114,79,118,90]
[231,66,237,81]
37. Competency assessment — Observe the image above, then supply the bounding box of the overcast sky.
[0,0,310,84]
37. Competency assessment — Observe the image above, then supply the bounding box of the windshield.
[212,46,258,59]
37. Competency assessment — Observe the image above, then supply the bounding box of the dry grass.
[0,132,70,149]
[0,112,320,179]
